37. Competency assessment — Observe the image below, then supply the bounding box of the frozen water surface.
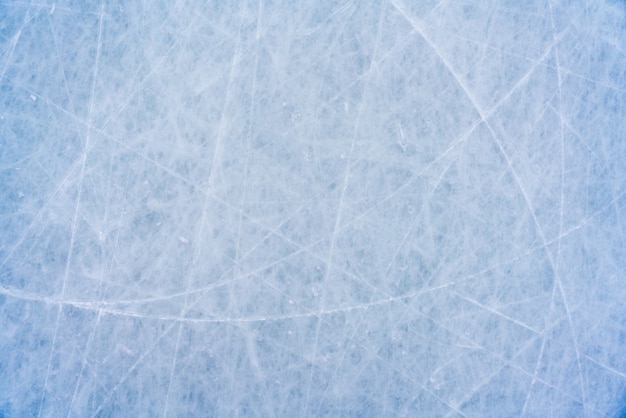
[1,0,625,416]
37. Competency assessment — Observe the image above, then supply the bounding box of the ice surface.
[1,0,625,416]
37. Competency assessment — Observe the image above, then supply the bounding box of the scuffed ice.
[1,0,625,416]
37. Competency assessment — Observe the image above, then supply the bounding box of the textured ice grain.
[0,0,625,416]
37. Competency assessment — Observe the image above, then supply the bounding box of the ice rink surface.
[1,1,625,416]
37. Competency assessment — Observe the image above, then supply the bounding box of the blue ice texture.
[1,0,625,416]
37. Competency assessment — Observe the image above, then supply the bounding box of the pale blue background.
[1,1,625,416]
